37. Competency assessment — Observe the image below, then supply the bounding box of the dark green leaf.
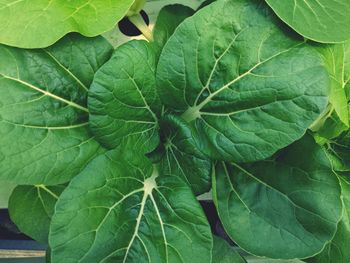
[157,0,329,163]
[326,131,350,176]
[50,150,212,263]
[307,177,350,263]
[265,0,350,43]
[0,0,135,48]
[153,4,194,60]
[89,40,161,154]
[314,110,348,143]
[159,114,211,195]
[212,236,246,263]
[213,135,342,259]
[0,34,112,184]
[9,184,65,243]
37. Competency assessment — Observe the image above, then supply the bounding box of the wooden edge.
[0,250,45,258]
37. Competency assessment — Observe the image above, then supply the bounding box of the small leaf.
[89,40,161,154]
[213,135,342,259]
[265,0,350,43]
[50,150,212,263]
[159,114,212,195]
[9,184,65,243]
[314,110,348,143]
[314,42,350,127]
[307,177,350,263]
[0,0,135,48]
[212,236,246,263]
[153,4,194,59]
[157,0,329,163]
[0,34,112,185]
[326,131,350,176]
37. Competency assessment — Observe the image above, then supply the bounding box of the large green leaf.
[158,115,211,195]
[0,34,112,185]
[212,236,246,263]
[307,177,350,263]
[213,135,342,259]
[0,0,135,48]
[89,40,161,154]
[156,0,329,163]
[50,150,212,263]
[265,0,350,43]
[8,184,65,243]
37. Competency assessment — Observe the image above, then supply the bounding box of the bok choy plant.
[1,0,350,262]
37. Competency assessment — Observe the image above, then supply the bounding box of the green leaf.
[314,42,350,127]
[0,34,112,185]
[307,177,350,263]
[156,0,329,163]
[153,4,194,59]
[0,0,135,48]
[326,131,350,176]
[265,0,350,43]
[197,0,216,10]
[8,184,65,243]
[158,114,212,195]
[89,40,161,154]
[50,150,212,263]
[212,236,246,263]
[213,135,342,259]
[313,110,348,143]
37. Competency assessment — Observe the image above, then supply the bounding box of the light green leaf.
[307,177,350,263]
[156,0,329,163]
[50,150,212,263]
[212,236,246,263]
[0,34,112,185]
[0,0,135,48]
[158,114,211,195]
[265,0,350,43]
[153,4,194,59]
[8,184,65,243]
[213,135,342,259]
[314,42,350,127]
[89,40,161,154]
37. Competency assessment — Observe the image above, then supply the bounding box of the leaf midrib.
[0,74,88,112]
[181,41,304,122]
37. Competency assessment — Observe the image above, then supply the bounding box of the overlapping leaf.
[9,184,65,243]
[0,0,135,48]
[158,115,211,195]
[89,40,161,154]
[326,131,350,177]
[213,135,342,259]
[312,42,350,141]
[265,0,350,43]
[307,177,350,263]
[212,236,246,263]
[152,4,194,60]
[50,150,212,263]
[157,0,329,163]
[0,34,112,184]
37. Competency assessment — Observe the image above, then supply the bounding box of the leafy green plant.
[1,0,350,262]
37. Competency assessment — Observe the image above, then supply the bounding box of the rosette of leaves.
[50,0,341,261]
[2,0,350,262]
